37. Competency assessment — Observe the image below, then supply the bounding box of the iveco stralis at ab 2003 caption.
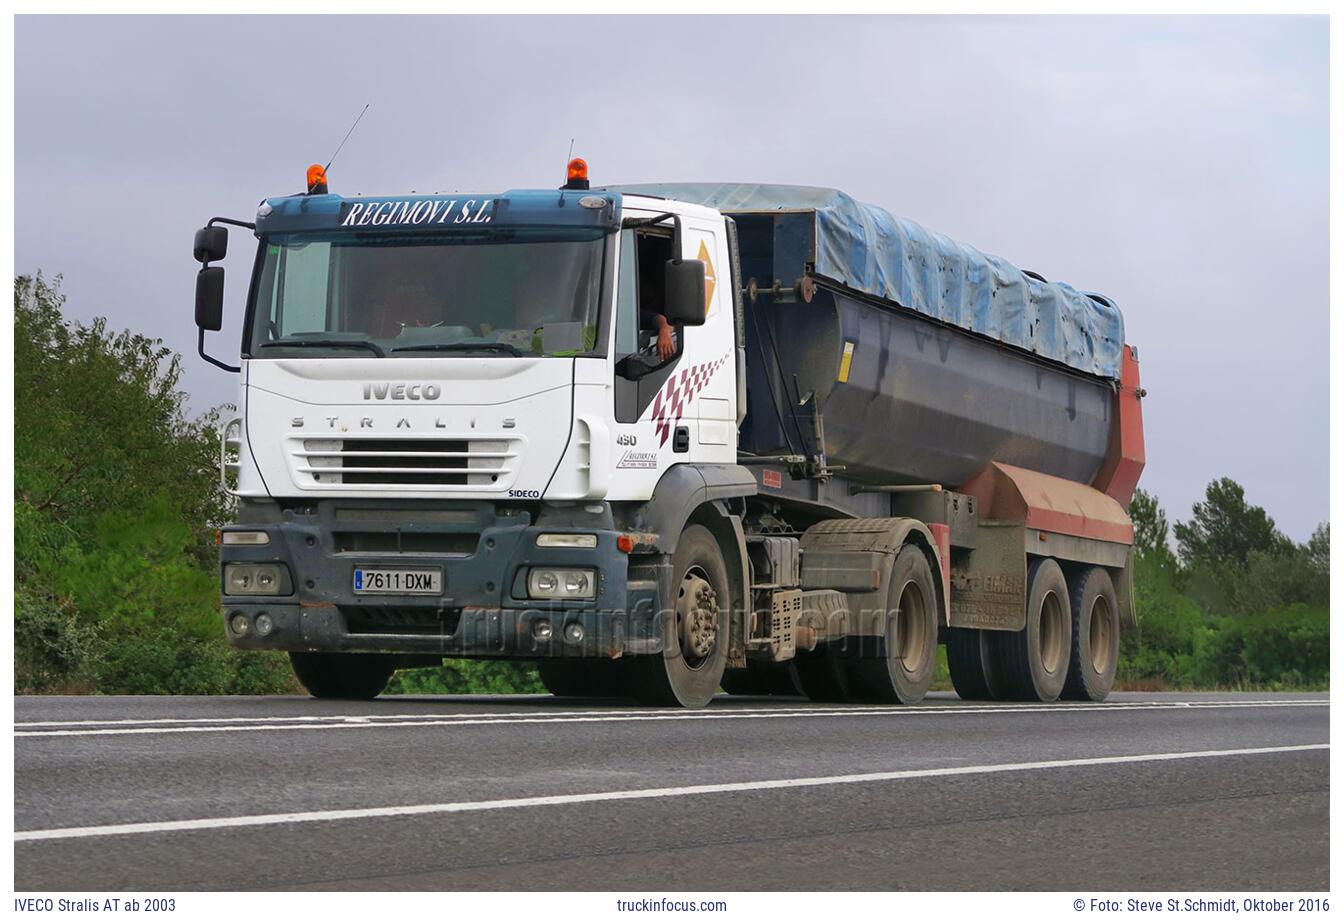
[192,159,1145,708]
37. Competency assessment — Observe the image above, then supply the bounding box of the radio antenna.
[567,137,575,161]
[324,103,370,175]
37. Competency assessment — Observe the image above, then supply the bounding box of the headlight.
[528,568,596,599]
[535,533,598,548]
[224,563,291,596]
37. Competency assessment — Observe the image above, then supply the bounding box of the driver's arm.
[640,309,676,360]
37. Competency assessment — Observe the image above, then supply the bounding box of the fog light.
[532,619,553,640]
[564,622,584,644]
[255,613,275,637]
[528,568,597,599]
[229,613,251,637]
[224,563,291,596]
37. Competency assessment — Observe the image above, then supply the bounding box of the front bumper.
[219,499,664,659]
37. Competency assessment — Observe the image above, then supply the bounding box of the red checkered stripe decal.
[649,353,731,447]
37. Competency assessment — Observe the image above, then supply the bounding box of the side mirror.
[193,225,228,263]
[196,267,225,331]
[664,258,707,327]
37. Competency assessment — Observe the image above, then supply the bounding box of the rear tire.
[767,661,806,697]
[627,525,730,708]
[847,544,939,704]
[1062,566,1120,701]
[795,641,855,702]
[986,557,1072,702]
[721,661,772,696]
[289,652,396,700]
[537,659,630,698]
[722,660,806,697]
[946,627,997,701]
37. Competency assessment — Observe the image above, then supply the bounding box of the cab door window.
[615,226,679,363]
[614,224,684,423]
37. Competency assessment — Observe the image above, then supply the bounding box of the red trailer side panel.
[1091,344,1146,506]
[962,462,1135,545]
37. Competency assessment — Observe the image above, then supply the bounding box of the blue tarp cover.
[608,183,1124,380]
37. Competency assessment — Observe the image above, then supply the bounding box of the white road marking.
[14,699,1327,738]
[16,697,1317,728]
[14,742,1327,843]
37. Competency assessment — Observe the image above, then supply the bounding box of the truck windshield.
[248,228,606,358]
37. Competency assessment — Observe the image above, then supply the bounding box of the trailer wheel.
[946,627,998,701]
[289,652,396,700]
[848,544,939,704]
[628,524,730,708]
[1062,566,1120,701]
[988,557,1072,702]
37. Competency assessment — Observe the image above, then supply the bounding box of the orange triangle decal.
[697,240,716,313]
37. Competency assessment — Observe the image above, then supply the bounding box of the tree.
[14,273,292,694]
[1129,488,1176,567]
[1173,477,1287,568]
[1305,523,1330,574]
[14,274,230,566]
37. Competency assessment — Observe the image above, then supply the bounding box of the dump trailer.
[192,162,1145,708]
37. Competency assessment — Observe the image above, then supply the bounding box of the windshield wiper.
[258,338,386,358]
[392,342,523,356]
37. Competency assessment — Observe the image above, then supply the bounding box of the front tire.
[628,525,731,708]
[1062,566,1120,701]
[289,652,397,700]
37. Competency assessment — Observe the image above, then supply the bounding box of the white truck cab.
[195,165,755,707]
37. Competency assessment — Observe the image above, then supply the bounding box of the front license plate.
[353,567,442,595]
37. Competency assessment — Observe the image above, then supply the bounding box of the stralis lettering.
[363,383,442,401]
[341,198,494,228]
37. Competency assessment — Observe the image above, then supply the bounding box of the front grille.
[290,436,517,490]
[334,531,479,555]
[342,606,462,636]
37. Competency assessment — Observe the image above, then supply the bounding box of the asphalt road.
[13,691,1329,891]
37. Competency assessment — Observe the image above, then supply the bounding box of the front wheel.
[289,652,397,700]
[627,524,731,708]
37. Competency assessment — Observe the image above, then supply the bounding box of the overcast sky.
[14,15,1329,540]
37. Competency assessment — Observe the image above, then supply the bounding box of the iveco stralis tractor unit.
[193,160,1145,708]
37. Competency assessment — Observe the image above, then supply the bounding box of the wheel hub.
[677,573,719,663]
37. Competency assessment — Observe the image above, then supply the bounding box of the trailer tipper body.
[193,163,1145,708]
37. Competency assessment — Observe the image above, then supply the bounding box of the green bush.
[96,632,296,696]
[15,587,102,693]
[388,660,546,695]
[1119,556,1328,691]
